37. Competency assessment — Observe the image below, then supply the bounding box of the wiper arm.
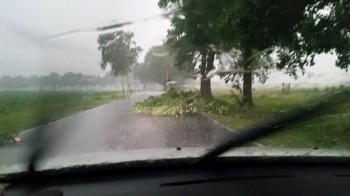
[197,89,350,164]
[45,11,176,40]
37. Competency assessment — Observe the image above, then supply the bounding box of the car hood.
[1,146,350,175]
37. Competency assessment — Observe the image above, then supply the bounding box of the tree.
[133,45,190,90]
[159,0,226,97]
[220,50,276,105]
[61,72,78,90]
[215,0,310,106]
[217,0,350,106]
[47,72,61,90]
[12,76,27,89]
[97,31,142,96]
[0,76,13,90]
[28,75,39,89]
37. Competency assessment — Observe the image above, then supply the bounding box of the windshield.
[0,0,350,175]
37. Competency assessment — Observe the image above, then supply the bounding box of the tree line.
[97,31,192,94]
[0,72,118,90]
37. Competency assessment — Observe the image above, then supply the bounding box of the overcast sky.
[0,0,170,77]
[0,0,349,86]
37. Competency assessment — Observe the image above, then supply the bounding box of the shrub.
[133,88,236,116]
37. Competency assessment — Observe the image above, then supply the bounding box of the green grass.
[0,91,123,144]
[208,87,350,149]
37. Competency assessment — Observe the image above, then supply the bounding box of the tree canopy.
[218,0,350,70]
[159,0,226,97]
[98,31,142,76]
[97,31,142,94]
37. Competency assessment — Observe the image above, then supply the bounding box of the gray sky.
[0,0,170,76]
[0,0,349,86]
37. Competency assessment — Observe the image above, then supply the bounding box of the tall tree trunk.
[121,76,125,97]
[162,82,167,91]
[242,49,254,107]
[200,49,212,98]
[200,79,212,98]
[126,74,132,94]
[164,72,169,91]
[207,51,215,72]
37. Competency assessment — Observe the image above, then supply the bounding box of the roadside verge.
[201,114,265,147]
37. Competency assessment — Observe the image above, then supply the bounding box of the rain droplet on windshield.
[177,14,186,20]
[152,51,169,57]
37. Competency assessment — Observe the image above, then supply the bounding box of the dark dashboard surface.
[5,161,350,196]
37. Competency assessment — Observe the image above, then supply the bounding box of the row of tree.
[0,72,118,90]
[158,0,350,106]
[97,31,193,93]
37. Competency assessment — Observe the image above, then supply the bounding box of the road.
[15,92,236,159]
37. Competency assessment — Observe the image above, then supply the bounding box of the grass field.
[208,87,350,149]
[0,91,122,144]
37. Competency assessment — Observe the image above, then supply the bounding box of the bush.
[133,88,236,116]
[204,98,233,115]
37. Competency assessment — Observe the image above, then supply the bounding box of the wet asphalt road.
[16,91,236,158]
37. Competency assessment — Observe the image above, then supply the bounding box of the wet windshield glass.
[0,0,349,174]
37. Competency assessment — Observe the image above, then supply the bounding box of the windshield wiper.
[196,89,350,164]
[45,11,176,40]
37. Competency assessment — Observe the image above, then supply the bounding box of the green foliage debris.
[133,88,236,116]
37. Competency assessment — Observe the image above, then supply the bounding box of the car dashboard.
[4,158,350,196]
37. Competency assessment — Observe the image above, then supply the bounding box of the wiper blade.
[197,89,350,164]
[45,11,175,40]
